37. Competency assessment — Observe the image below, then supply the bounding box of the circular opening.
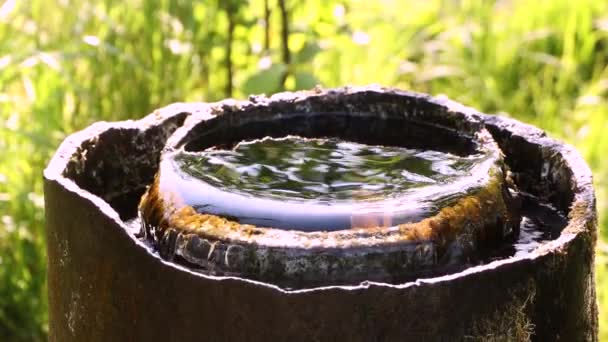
[139,92,521,288]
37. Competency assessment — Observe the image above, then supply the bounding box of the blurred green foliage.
[0,0,607,340]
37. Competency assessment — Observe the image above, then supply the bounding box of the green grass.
[0,0,607,340]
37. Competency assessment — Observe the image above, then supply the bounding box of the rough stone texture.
[141,89,519,288]
[44,87,597,341]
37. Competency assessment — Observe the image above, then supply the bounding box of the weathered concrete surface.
[44,87,597,341]
[141,89,520,288]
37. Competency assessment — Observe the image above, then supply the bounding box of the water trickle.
[130,193,566,268]
[480,193,567,262]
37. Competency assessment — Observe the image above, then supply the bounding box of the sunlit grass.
[0,0,607,340]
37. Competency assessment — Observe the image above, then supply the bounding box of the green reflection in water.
[176,136,482,203]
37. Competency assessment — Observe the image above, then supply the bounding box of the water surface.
[161,136,490,231]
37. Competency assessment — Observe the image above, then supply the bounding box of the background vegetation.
[0,0,607,340]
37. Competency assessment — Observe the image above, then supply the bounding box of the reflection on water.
[177,136,482,202]
[161,136,489,231]
[480,193,567,261]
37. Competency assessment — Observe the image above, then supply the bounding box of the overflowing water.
[479,193,567,261]
[128,193,567,268]
[177,136,482,202]
[130,136,568,283]
[160,136,490,231]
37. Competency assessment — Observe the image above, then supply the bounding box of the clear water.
[177,136,481,202]
[160,136,489,231]
[479,193,567,261]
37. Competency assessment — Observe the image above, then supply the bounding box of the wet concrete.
[44,87,598,341]
[139,89,519,288]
